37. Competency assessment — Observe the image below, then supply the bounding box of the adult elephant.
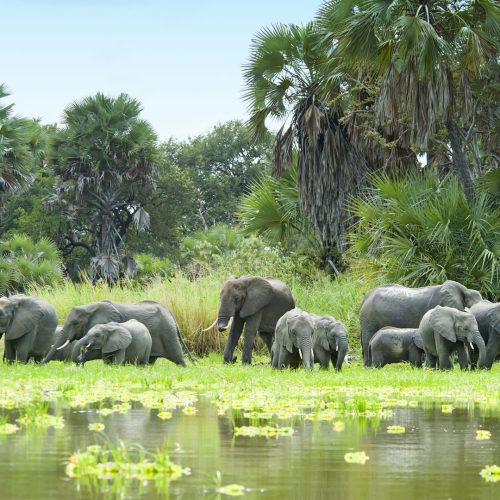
[0,294,58,362]
[210,275,294,365]
[74,319,152,365]
[418,306,486,370]
[368,327,425,368]
[42,300,192,366]
[360,280,482,366]
[313,316,349,371]
[469,300,500,369]
[271,308,315,370]
[50,326,78,362]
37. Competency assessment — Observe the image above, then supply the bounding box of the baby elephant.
[271,308,315,370]
[74,319,152,365]
[313,316,348,371]
[368,328,425,368]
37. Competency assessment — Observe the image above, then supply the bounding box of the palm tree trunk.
[446,118,474,200]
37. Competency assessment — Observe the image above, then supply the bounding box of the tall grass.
[29,270,373,356]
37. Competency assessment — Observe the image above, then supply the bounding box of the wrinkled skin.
[0,295,58,363]
[74,319,152,365]
[360,280,482,366]
[50,326,78,362]
[313,316,349,371]
[469,300,500,370]
[418,306,486,370]
[42,300,192,366]
[368,327,425,368]
[217,275,294,365]
[271,308,315,370]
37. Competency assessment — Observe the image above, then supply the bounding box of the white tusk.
[226,317,234,330]
[298,348,303,359]
[469,342,474,350]
[311,348,314,360]
[86,343,91,348]
[202,319,218,332]
[56,339,70,350]
[336,345,339,352]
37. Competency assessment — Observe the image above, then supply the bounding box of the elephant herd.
[0,276,498,371]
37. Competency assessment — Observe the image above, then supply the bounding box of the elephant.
[49,326,78,361]
[0,294,58,362]
[418,305,486,370]
[271,308,315,369]
[367,327,425,368]
[74,319,152,365]
[359,280,482,366]
[469,300,500,369]
[313,316,348,371]
[212,275,295,365]
[42,300,193,366]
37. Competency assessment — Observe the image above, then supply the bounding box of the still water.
[0,400,498,499]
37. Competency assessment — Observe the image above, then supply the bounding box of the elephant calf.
[74,319,152,365]
[418,306,486,370]
[368,328,425,368]
[271,308,315,370]
[313,316,349,371]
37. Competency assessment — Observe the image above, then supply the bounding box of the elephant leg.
[314,347,330,369]
[223,316,244,364]
[12,335,32,363]
[424,349,438,369]
[148,356,158,365]
[278,346,293,368]
[259,332,273,356]
[456,343,469,370]
[483,341,499,370]
[4,341,16,363]
[113,350,126,365]
[242,313,262,365]
[408,348,422,367]
[436,336,454,370]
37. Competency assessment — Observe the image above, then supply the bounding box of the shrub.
[0,234,63,293]
[349,172,499,299]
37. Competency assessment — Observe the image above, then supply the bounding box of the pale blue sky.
[4,0,317,140]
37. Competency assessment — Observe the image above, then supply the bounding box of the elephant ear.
[412,333,424,350]
[283,320,295,353]
[89,301,122,328]
[430,307,457,343]
[7,297,43,340]
[315,320,330,351]
[240,277,273,318]
[486,306,500,335]
[441,281,464,309]
[102,326,132,353]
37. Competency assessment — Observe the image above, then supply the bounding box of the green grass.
[28,270,372,355]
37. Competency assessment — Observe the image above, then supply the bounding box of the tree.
[320,0,500,198]
[164,121,272,229]
[243,22,365,255]
[49,93,158,282]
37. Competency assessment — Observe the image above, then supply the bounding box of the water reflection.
[0,401,498,499]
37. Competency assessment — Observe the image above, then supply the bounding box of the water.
[0,400,498,499]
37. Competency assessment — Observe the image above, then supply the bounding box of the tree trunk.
[446,118,474,200]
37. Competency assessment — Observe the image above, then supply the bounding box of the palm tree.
[319,0,500,198]
[50,93,158,282]
[243,22,364,255]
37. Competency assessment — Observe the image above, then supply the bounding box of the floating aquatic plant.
[386,425,405,434]
[0,422,19,434]
[333,421,345,432]
[217,484,248,496]
[88,423,105,432]
[157,411,173,420]
[480,465,500,483]
[476,430,492,441]
[16,413,64,429]
[441,405,454,414]
[234,425,294,438]
[344,451,369,464]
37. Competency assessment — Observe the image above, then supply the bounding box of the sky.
[3,0,317,141]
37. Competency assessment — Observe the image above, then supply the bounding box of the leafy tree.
[164,121,272,229]
[49,93,158,282]
[320,0,500,198]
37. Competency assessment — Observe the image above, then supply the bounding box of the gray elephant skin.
[271,308,315,369]
[0,294,58,362]
[42,300,192,366]
[368,328,425,368]
[74,319,152,365]
[217,275,294,365]
[469,300,500,369]
[360,280,482,365]
[50,326,78,361]
[313,316,348,371]
[418,306,486,370]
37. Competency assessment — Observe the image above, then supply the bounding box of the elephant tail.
[176,324,196,364]
[367,343,372,367]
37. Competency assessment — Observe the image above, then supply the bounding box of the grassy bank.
[28,271,373,356]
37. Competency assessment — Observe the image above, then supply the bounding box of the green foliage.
[350,171,499,298]
[0,234,63,293]
[133,253,175,282]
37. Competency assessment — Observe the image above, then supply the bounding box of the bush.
[350,172,499,299]
[0,234,63,293]
[133,253,175,283]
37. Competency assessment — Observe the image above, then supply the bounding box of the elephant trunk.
[335,337,348,371]
[217,303,235,332]
[299,335,314,370]
[72,337,90,363]
[469,329,486,368]
[42,331,69,364]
